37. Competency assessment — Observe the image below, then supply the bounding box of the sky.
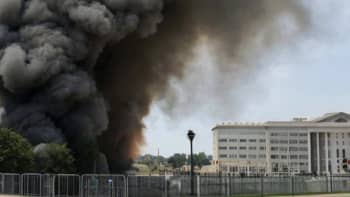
[141,0,350,157]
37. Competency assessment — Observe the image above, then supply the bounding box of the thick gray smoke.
[0,0,309,173]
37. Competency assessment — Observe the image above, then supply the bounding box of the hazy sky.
[142,0,350,157]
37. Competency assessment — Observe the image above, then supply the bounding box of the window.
[219,146,227,150]
[281,155,288,159]
[271,133,279,136]
[271,147,278,151]
[299,133,308,137]
[249,139,257,143]
[337,149,339,158]
[260,146,265,150]
[260,139,266,143]
[299,147,308,151]
[279,147,288,152]
[249,146,257,150]
[290,155,298,159]
[342,133,345,138]
[280,140,288,144]
[229,154,237,158]
[271,155,279,159]
[229,139,237,142]
[229,146,237,150]
[230,166,238,172]
[343,149,346,158]
[259,154,266,159]
[239,154,247,159]
[219,139,227,142]
[272,163,279,172]
[299,155,308,159]
[248,154,257,159]
[290,133,298,137]
[299,140,307,144]
[289,147,298,151]
[240,139,247,143]
[271,139,279,144]
[239,146,247,150]
[289,140,298,144]
[220,154,228,158]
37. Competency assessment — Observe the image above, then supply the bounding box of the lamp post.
[187,130,195,196]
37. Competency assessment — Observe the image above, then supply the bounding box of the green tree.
[193,152,211,168]
[0,128,35,172]
[168,153,187,168]
[34,143,76,173]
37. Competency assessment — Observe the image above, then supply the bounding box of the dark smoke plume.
[0,0,309,173]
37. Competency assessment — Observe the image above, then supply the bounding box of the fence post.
[79,175,82,197]
[52,175,55,197]
[228,174,231,196]
[197,176,200,197]
[330,175,333,193]
[164,176,167,197]
[20,174,22,195]
[291,176,294,197]
[261,176,264,197]
[1,173,3,193]
[227,175,230,197]
[39,174,42,197]
[126,176,129,197]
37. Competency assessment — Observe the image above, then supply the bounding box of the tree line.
[0,128,75,173]
[0,127,212,173]
[136,152,211,169]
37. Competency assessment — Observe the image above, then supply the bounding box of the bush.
[34,143,76,174]
[0,128,35,172]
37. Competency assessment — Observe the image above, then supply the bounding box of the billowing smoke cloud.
[0,0,309,173]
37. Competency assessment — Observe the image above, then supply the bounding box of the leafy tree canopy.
[168,153,187,168]
[193,152,211,167]
[0,128,35,173]
[34,143,76,174]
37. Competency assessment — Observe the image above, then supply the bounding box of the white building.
[212,112,350,176]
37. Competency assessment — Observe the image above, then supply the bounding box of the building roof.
[212,112,350,130]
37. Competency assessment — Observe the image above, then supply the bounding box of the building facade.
[212,112,350,175]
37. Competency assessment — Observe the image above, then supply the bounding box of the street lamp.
[187,130,195,196]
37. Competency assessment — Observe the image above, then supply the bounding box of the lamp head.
[187,130,195,141]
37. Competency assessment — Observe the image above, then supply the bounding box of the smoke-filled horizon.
[0,0,309,173]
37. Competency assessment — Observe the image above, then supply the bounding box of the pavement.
[0,195,21,197]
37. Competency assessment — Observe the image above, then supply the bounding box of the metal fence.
[0,173,21,195]
[81,174,126,197]
[127,175,166,197]
[22,173,55,197]
[55,174,80,197]
[1,173,350,197]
